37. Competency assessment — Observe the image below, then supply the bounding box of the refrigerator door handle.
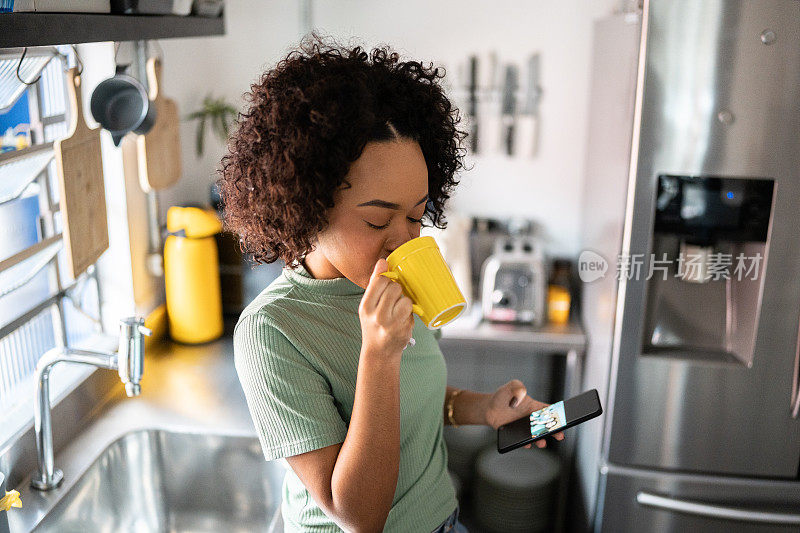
[792,321,800,418]
[636,491,800,525]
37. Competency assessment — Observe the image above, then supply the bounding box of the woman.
[219,33,564,533]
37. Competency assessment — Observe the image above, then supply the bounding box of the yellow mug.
[379,235,468,329]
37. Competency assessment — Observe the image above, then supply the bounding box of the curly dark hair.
[216,32,468,268]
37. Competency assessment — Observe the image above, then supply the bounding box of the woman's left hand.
[484,379,565,449]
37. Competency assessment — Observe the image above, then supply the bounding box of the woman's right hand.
[358,258,416,358]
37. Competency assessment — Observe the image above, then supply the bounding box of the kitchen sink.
[31,429,285,532]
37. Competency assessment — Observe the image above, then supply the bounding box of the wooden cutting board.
[138,56,182,192]
[54,67,109,280]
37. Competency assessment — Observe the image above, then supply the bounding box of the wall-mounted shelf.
[0,12,225,48]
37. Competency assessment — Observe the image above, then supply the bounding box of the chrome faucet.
[30,317,151,491]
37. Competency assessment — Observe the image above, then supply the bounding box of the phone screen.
[529,400,567,438]
[497,389,602,453]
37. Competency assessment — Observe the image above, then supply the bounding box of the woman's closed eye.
[366,217,423,230]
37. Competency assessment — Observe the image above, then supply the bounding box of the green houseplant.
[185,94,238,157]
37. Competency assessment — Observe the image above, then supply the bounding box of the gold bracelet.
[446,388,464,427]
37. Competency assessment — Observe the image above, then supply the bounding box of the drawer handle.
[636,491,800,525]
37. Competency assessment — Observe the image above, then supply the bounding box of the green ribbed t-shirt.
[233,261,458,532]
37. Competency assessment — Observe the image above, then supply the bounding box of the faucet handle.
[119,317,152,338]
[120,316,146,330]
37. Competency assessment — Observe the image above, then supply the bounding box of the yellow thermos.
[164,206,224,344]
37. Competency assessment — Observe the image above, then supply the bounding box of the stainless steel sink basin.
[32,429,286,532]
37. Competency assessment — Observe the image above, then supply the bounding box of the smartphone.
[497,389,603,454]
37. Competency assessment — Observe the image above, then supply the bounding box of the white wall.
[314,0,619,258]
[155,1,310,223]
[156,0,620,258]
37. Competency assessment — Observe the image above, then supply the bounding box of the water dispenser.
[640,174,774,366]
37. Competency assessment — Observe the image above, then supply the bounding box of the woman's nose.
[389,229,419,252]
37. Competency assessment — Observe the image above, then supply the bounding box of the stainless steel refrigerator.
[578,1,800,531]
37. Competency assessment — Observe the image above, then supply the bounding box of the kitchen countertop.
[440,302,586,352]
